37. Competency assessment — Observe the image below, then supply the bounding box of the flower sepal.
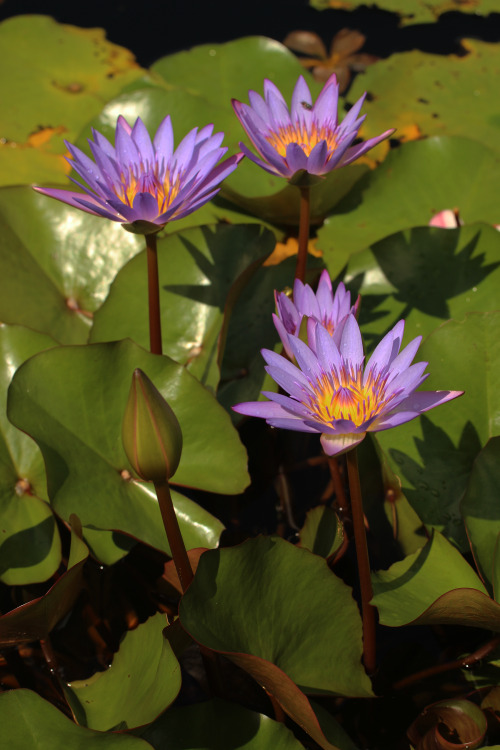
[122,220,167,236]
[288,170,325,188]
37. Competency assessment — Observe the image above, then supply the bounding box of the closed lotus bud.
[122,369,183,482]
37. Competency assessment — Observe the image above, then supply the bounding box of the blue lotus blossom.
[274,270,360,360]
[34,116,242,234]
[234,314,462,457]
[232,73,394,181]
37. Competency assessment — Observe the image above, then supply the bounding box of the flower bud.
[122,369,183,482]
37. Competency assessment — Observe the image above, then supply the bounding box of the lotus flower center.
[307,367,390,427]
[266,121,338,159]
[116,164,181,212]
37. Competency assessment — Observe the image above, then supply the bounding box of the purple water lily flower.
[233,315,463,457]
[232,73,394,182]
[34,116,242,234]
[274,270,360,359]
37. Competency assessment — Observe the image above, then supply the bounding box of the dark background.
[1,0,500,67]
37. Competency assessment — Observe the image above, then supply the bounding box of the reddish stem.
[294,186,310,283]
[146,232,163,355]
[393,635,500,691]
[346,448,377,675]
[154,481,193,592]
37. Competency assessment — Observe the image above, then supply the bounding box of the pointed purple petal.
[339,315,364,367]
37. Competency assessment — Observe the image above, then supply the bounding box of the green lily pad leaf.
[318,137,500,277]
[90,224,276,389]
[299,506,344,559]
[7,339,247,555]
[0,689,152,750]
[0,15,143,186]
[345,223,500,351]
[372,529,500,631]
[65,613,180,731]
[82,37,368,226]
[461,437,500,598]
[0,186,142,344]
[139,697,305,750]
[0,525,88,646]
[0,324,60,584]
[346,40,500,150]
[180,537,373,745]
[376,312,500,550]
[309,0,499,25]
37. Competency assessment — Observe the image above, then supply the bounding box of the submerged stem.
[146,232,163,355]
[346,448,377,676]
[154,481,193,592]
[294,186,310,283]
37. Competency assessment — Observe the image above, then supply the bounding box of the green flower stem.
[146,232,163,355]
[294,186,311,283]
[154,481,193,592]
[346,447,377,676]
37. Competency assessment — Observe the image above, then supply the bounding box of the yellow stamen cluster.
[115,165,181,212]
[306,367,391,428]
[266,121,337,159]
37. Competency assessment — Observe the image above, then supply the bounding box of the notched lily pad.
[0,15,143,186]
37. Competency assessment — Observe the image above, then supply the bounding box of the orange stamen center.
[114,164,181,212]
[266,121,338,159]
[305,367,392,427]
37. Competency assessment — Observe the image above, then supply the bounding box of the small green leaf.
[299,506,344,559]
[65,613,180,731]
[0,689,152,749]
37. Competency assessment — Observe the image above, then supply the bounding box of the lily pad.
[346,40,500,151]
[65,613,181,731]
[318,137,500,278]
[309,0,500,25]
[0,186,142,344]
[375,312,500,549]
[139,698,306,750]
[0,15,143,186]
[180,537,372,749]
[0,324,60,585]
[371,530,500,631]
[7,339,247,556]
[0,689,152,749]
[344,223,500,352]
